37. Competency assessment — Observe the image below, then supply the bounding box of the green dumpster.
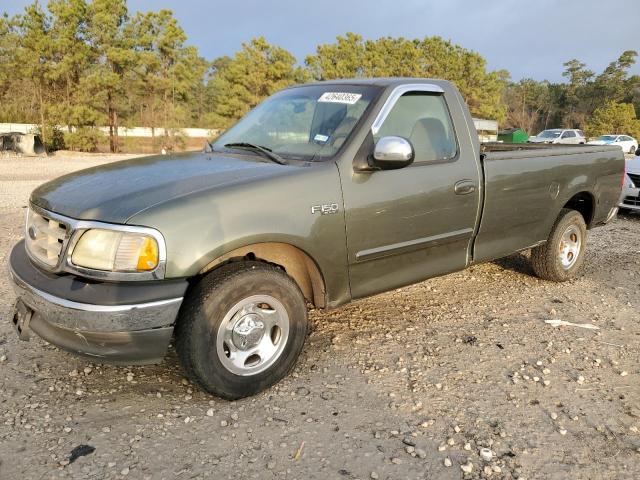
[498,128,529,143]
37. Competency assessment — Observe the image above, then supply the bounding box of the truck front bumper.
[8,240,188,365]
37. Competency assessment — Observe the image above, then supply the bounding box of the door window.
[562,131,576,138]
[374,92,457,163]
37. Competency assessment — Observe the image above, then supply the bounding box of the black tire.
[630,145,637,154]
[531,209,587,282]
[175,261,308,399]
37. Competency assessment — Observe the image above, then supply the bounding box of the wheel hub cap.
[216,295,290,376]
[232,315,265,350]
[558,224,582,270]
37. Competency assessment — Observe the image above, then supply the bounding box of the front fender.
[127,162,350,307]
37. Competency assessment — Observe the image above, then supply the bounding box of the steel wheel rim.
[216,294,290,376]
[558,224,582,269]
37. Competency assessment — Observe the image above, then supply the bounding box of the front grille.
[623,196,640,207]
[25,208,69,267]
[628,173,640,188]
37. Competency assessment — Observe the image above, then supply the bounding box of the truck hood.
[31,152,290,224]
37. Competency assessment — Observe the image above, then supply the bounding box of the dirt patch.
[0,154,639,479]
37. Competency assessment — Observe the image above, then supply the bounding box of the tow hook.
[12,300,33,341]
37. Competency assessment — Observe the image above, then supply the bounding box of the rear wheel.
[175,261,308,399]
[531,209,587,282]
[630,145,637,154]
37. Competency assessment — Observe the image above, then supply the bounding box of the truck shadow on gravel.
[618,210,640,222]
[492,252,535,276]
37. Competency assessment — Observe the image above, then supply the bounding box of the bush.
[152,130,186,153]
[585,102,640,139]
[33,125,66,151]
[64,127,103,152]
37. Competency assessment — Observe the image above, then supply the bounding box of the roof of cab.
[293,77,453,88]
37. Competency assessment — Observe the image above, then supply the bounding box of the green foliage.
[64,126,102,151]
[83,0,137,152]
[306,33,508,122]
[127,9,208,130]
[1,3,638,152]
[503,79,556,134]
[0,14,16,96]
[204,37,308,129]
[36,125,66,151]
[1,1,207,152]
[504,51,640,134]
[585,102,640,139]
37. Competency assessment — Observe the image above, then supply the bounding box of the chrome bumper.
[8,241,185,364]
[619,184,640,211]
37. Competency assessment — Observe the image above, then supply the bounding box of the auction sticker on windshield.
[318,92,362,104]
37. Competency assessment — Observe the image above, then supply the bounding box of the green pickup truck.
[9,79,624,399]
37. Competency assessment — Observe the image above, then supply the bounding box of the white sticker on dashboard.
[314,134,329,143]
[318,92,362,104]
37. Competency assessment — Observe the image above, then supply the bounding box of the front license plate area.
[12,299,33,341]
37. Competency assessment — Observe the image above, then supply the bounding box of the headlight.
[71,229,159,272]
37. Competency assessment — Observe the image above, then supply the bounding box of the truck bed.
[472,142,624,264]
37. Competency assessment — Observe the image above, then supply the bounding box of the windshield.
[598,135,617,141]
[213,85,380,161]
[537,130,562,138]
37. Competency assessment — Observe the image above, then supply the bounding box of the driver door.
[339,89,481,299]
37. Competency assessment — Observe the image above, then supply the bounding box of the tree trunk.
[107,91,119,153]
[38,83,46,146]
[113,109,119,153]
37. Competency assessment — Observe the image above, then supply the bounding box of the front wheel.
[175,261,308,399]
[531,209,587,282]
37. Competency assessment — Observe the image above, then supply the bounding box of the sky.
[4,0,640,82]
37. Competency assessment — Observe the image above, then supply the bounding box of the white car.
[620,153,640,212]
[528,129,586,144]
[587,134,638,154]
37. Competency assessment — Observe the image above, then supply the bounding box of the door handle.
[454,180,476,195]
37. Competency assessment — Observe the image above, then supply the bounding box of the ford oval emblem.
[28,226,37,240]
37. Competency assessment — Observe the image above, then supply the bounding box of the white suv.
[529,129,586,145]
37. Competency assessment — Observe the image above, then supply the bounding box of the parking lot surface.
[1,153,639,479]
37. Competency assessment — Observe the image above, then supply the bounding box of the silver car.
[620,154,640,212]
[529,129,586,145]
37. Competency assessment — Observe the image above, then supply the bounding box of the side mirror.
[371,136,414,170]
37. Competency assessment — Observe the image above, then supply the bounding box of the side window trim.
[371,84,444,136]
[371,86,460,166]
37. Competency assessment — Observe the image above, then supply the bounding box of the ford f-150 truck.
[9,79,624,399]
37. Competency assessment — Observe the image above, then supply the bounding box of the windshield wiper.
[224,142,287,165]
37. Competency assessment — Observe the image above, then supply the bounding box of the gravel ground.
[0,153,639,480]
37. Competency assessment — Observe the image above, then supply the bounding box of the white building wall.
[0,123,218,138]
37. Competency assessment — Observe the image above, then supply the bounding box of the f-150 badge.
[311,203,339,215]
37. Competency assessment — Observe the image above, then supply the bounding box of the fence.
[0,123,218,138]
[1,120,497,141]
